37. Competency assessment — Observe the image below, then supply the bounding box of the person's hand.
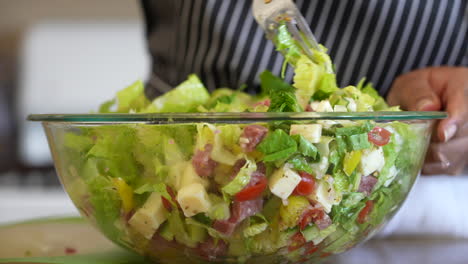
[387,67,468,175]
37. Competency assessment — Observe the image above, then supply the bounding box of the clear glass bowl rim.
[28,111,447,124]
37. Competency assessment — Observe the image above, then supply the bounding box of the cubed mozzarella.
[360,147,385,176]
[128,193,167,239]
[345,97,357,112]
[177,183,211,217]
[315,100,333,112]
[333,105,348,112]
[290,124,322,143]
[310,177,341,213]
[179,163,209,189]
[269,166,302,200]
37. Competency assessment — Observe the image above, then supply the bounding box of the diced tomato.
[357,200,374,224]
[235,176,267,201]
[368,127,391,146]
[161,186,177,211]
[304,242,318,255]
[320,252,332,258]
[299,207,324,230]
[288,232,306,252]
[293,172,316,196]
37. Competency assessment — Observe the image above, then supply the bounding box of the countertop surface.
[0,217,467,264]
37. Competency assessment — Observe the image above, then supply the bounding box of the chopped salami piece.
[213,199,263,236]
[358,175,378,196]
[252,99,271,107]
[196,238,228,261]
[213,220,237,236]
[240,125,268,152]
[231,199,263,223]
[192,144,218,177]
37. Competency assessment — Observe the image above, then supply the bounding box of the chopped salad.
[59,25,428,263]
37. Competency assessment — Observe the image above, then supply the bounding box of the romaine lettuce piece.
[257,129,297,162]
[208,194,231,221]
[293,55,336,108]
[222,157,257,195]
[260,71,303,113]
[301,224,337,245]
[87,126,139,184]
[145,75,210,113]
[292,134,319,160]
[244,215,268,237]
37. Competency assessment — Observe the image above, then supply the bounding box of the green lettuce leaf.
[288,155,313,174]
[222,158,257,195]
[260,71,302,113]
[257,129,297,162]
[244,214,268,237]
[145,74,210,113]
[292,134,319,160]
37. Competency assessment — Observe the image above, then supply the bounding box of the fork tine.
[285,21,315,61]
[294,11,320,50]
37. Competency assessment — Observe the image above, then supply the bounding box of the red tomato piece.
[357,200,374,224]
[368,127,392,146]
[299,207,324,230]
[293,172,316,196]
[235,177,267,201]
[304,242,319,255]
[288,232,306,252]
[320,252,332,258]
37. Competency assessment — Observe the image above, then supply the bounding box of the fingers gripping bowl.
[30,111,444,263]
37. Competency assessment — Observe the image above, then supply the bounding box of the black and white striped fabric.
[141,0,468,98]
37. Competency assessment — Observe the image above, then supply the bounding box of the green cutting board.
[0,217,149,264]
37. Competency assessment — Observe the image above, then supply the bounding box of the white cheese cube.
[317,120,338,129]
[345,97,357,112]
[179,163,209,190]
[333,105,348,112]
[310,177,341,213]
[290,124,322,143]
[177,183,211,217]
[309,101,320,112]
[360,147,385,176]
[269,166,302,200]
[316,100,333,112]
[128,193,167,239]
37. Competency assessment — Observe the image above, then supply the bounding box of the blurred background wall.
[0,0,149,184]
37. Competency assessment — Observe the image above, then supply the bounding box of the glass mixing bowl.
[29,111,446,264]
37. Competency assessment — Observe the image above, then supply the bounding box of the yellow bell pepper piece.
[113,177,134,213]
[343,150,362,176]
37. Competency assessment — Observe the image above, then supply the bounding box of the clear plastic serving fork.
[252,0,321,64]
